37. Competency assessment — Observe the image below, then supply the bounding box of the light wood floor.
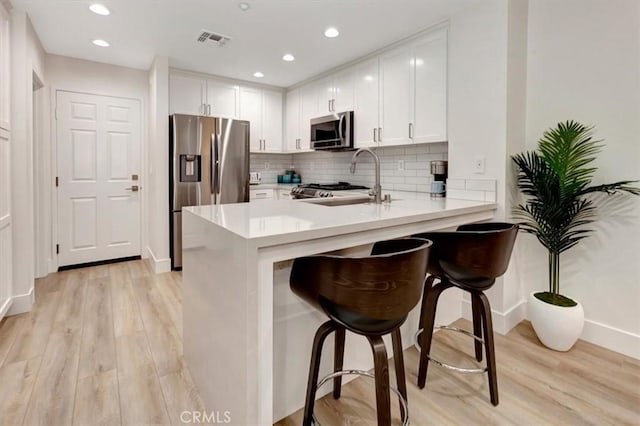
[0,260,638,425]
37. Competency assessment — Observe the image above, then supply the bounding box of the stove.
[290,182,369,199]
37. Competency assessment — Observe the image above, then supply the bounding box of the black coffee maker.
[430,160,448,198]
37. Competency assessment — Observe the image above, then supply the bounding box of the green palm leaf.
[511,120,639,302]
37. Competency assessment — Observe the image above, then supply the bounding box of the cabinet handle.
[328,99,331,112]
[263,139,267,150]
[378,127,382,142]
[373,128,377,142]
[409,123,414,139]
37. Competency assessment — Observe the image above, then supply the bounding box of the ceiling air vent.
[197,30,231,47]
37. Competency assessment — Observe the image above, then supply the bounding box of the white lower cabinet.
[249,188,274,201]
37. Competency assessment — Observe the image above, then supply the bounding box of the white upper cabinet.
[379,46,413,146]
[353,58,380,148]
[376,27,448,147]
[285,89,301,151]
[239,87,283,153]
[316,69,355,115]
[169,73,239,118]
[0,4,10,130]
[412,29,448,143]
[239,87,262,152]
[284,87,314,152]
[206,79,239,118]
[169,74,207,115]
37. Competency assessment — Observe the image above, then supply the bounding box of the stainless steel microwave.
[310,111,354,150]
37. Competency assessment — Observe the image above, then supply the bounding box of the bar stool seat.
[412,222,518,406]
[290,238,432,426]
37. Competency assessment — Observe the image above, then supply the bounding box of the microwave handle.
[338,113,345,141]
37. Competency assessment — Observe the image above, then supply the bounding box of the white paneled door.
[57,91,141,267]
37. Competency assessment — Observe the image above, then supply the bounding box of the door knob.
[125,185,140,192]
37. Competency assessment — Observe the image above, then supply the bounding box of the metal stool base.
[311,369,409,426]
[414,326,487,374]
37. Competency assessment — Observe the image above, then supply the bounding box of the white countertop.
[184,190,497,244]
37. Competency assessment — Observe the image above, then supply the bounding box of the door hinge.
[56,244,59,254]
[55,176,59,187]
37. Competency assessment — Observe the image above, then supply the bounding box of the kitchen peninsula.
[182,193,496,425]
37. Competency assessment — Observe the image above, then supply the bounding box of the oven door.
[310,111,353,150]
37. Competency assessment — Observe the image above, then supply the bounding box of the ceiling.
[12,0,481,87]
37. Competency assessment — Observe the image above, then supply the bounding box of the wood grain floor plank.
[155,272,183,338]
[115,332,155,378]
[22,330,81,426]
[73,369,121,426]
[159,367,206,425]
[52,270,87,335]
[78,277,116,379]
[132,276,183,376]
[5,285,62,364]
[118,364,171,426]
[0,357,41,426]
[0,314,26,367]
[109,264,145,337]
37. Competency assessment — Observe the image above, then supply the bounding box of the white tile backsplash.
[446,178,498,202]
[250,143,448,192]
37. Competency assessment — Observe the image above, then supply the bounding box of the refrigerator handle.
[212,132,220,197]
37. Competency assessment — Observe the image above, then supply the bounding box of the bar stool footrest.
[311,369,409,426]
[414,327,488,374]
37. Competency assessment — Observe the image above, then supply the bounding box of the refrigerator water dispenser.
[180,155,201,182]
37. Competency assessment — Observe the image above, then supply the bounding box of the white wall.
[44,54,150,271]
[525,0,640,358]
[147,56,170,273]
[9,11,46,314]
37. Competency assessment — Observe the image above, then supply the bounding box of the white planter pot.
[528,292,584,351]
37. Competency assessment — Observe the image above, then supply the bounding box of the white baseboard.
[0,297,13,319]
[461,298,527,335]
[146,246,171,274]
[7,286,35,315]
[580,319,640,360]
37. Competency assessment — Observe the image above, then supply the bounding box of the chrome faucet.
[350,148,382,204]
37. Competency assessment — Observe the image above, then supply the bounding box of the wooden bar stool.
[290,238,432,426]
[412,222,518,406]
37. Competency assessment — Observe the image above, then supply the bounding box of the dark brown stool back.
[290,238,431,425]
[412,222,517,406]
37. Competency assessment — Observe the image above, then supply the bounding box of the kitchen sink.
[301,195,373,206]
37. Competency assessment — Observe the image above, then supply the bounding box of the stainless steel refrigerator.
[170,114,250,269]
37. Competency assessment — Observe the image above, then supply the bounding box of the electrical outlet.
[397,159,405,171]
[264,161,270,170]
[474,156,485,174]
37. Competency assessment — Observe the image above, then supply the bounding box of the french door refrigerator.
[170,114,250,270]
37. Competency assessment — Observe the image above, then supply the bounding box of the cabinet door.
[169,74,206,115]
[261,90,283,152]
[239,87,263,152]
[353,58,380,148]
[412,29,448,143]
[285,90,300,151]
[379,47,412,146]
[299,85,318,148]
[316,77,333,114]
[0,5,9,129]
[332,68,355,113]
[206,80,239,118]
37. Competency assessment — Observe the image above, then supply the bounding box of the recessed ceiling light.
[238,2,250,11]
[92,39,110,47]
[282,54,295,62]
[324,27,339,38]
[253,71,264,78]
[89,4,110,16]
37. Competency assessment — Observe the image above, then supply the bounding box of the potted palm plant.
[512,120,639,351]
